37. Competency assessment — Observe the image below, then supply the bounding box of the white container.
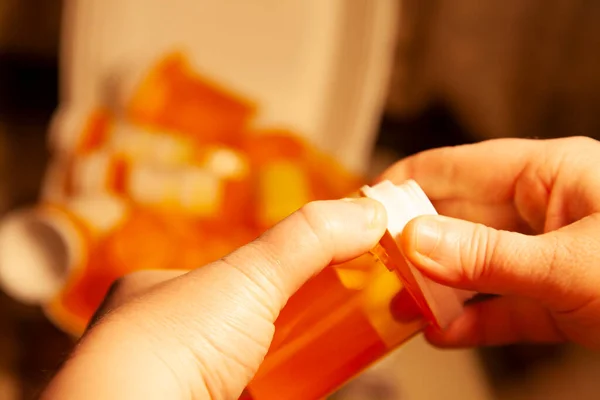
[52,0,400,174]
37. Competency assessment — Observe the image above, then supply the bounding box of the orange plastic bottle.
[240,180,474,400]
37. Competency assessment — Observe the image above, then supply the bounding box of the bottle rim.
[360,179,468,329]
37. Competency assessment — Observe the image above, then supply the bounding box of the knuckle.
[567,135,596,148]
[434,147,459,181]
[556,136,600,160]
[297,201,334,249]
[539,234,570,288]
[224,242,283,290]
[221,242,289,317]
[462,224,498,282]
[297,201,325,227]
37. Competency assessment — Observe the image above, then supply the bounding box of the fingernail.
[413,217,442,258]
[341,197,385,229]
[408,216,466,282]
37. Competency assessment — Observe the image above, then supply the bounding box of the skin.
[41,198,388,400]
[41,137,600,399]
[380,136,600,348]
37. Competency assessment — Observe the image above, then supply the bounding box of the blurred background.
[0,0,600,399]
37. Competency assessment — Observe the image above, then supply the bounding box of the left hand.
[41,198,386,400]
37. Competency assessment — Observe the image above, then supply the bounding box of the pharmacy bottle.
[240,179,475,400]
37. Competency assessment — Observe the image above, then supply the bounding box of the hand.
[41,198,387,400]
[380,136,600,349]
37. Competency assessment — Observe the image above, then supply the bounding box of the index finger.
[377,139,539,202]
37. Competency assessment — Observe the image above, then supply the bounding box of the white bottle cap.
[0,196,127,306]
[360,180,475,329]
[0,207,86,305]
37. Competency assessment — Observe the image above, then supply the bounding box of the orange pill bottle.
[241,179,474,400]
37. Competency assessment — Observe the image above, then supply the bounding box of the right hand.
[380,136,600,349]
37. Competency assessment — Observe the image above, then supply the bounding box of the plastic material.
[241,180,470,400]
[360,180,473,329]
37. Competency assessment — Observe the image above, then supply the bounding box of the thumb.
[401,215,592,313]
[132,197,388,399]
[47,198,388,400]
